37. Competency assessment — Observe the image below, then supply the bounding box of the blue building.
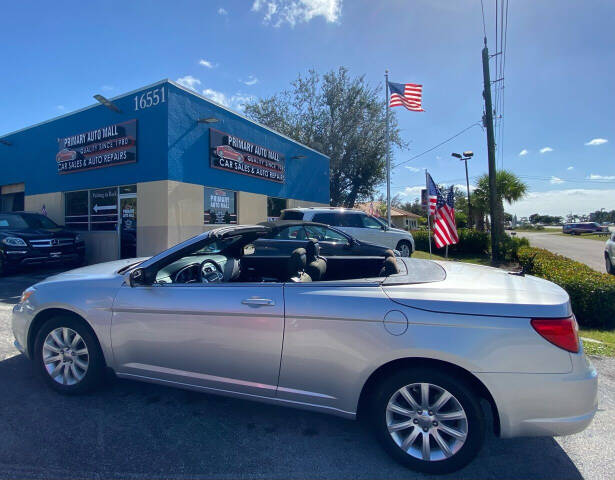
[0,80,330,262]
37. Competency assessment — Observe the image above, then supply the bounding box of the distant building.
[356,202,420,230]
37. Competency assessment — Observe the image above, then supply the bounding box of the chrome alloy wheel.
[399,243,411,257]
[386,382,468,462]
[42,327,89,385]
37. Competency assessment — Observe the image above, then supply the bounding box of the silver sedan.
[11,224,597,474]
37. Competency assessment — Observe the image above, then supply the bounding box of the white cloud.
[217,7,228,15]
[56,105,65,111]
[101,85,114,92]
[539,147,553,154]
[242,75,259,86]
[202,88,255,111]
[510,189,615,217]
[251,0,342,27]
[519,149,528,156]
[567,166,574,171]
[550,176,564,185]
[398,186,424,198]
[585,138,608,146]
[176,75,201,90]
[587,173,615,180]
[199,59,216,68]
[405,166,421,172]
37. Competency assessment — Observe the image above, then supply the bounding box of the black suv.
[0,212,85,275]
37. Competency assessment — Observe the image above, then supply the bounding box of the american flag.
[388,82,424,112]
[426,173,439,216]
[433,186,459,249]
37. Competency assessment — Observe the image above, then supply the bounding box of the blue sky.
[1,0,614,217]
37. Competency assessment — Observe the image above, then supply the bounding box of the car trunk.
[383,259,571,318]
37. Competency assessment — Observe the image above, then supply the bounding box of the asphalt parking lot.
[0,267,613,479]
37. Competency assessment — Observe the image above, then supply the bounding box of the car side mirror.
[381,224,388,231]
[128,268,147,287]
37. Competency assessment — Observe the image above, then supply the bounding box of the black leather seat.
[305,239,327,281]
[288,248,312,282]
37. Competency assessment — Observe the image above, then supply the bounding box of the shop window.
[0,192,24,212]
[90,187,119,231]
[65,191,89,230]
[267,197,287,221]
[120,185,137,195]
[204,187,237,224]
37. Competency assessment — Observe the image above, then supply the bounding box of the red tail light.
[531,316,579,353]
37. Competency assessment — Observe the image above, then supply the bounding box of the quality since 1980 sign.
[56,120,137,174]
[210,128,285,183]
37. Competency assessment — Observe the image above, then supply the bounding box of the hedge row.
[517,246,615,329]
[412,229,529,259]
[413,228,491,255]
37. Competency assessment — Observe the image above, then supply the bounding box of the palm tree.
[472,170,528,232]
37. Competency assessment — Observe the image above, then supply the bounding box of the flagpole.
[385,70,391,228]
[426,169,432,259]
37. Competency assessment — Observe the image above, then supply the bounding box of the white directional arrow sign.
[93,204,117,213]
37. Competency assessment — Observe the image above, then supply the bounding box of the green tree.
[244,67,404,206]
[472,170,528,233]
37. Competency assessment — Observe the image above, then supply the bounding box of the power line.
[392,122,482,169]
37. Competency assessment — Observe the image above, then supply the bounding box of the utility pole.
[482,39,500,260]
[385,70,391,227]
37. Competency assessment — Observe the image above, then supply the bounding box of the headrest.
[305,238,320,260]
[380,256,400,277]
[383,249,395,258]
[289,248,307,273]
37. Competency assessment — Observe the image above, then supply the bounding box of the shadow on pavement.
[0,354,582,480]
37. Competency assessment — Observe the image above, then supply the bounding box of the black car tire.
[396,240,413,258]
[606,253,614,275]
[33,315,105,395]
[369,368,485,474]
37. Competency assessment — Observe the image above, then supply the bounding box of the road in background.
[0,269,613,479]
[515,231,607,272]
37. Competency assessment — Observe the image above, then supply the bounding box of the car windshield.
[0,214,29,229]
[20,213,59,229]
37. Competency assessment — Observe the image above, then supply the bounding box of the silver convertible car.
[12,224,597,474]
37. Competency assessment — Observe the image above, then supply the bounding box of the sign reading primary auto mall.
[56,119,137,174]
[210,128,285,183]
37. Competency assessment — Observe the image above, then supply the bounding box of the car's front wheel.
[606,253,614,275]
[396,240,412,257]
[33,316,105,394]
[370,368,485,474]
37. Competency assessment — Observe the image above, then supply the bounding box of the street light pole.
[452,151,474,228]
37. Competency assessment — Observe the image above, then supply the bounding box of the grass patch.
[580,329,615,357]
[554,232,611,241]
[413,250,500,267]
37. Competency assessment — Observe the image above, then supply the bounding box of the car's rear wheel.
[33,316,104,394]
[396,240,412,257]
[369,368,485,474]
[606,253,614,275]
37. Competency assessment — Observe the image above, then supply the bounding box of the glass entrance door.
[119,196,137,259]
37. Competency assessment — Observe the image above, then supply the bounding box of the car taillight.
[531,316,579,353]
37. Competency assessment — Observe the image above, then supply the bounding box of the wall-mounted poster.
[209,128,285,183]
[56,120,137,174]
[204,187,237,224]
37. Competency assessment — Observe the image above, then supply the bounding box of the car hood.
[383,260,570,318]
[0,227,77,239]
[37,257,150,285]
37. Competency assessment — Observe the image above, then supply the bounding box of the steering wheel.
[199,259,224,283]
[173,263,201,283]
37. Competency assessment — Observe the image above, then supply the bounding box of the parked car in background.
[563,222,608,235]
[279,207,415,257]
[13,224,597,474]
[605,232,615,274]
[255,221,398,257]
[0,212,85,275]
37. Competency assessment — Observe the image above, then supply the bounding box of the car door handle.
[241,297,275,307]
